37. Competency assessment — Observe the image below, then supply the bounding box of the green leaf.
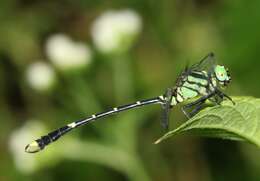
[155,97,260,147]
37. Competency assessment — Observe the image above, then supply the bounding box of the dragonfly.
[25,52,234,153]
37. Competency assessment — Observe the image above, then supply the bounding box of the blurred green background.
[1,0,260,181]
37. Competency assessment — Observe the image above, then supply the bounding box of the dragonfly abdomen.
[25,125,72,153]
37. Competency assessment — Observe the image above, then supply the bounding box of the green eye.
[215,65,228,81]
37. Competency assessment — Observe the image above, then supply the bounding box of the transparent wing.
[189,52,216,72]
[161,89,172,130]
[161,102,170,130]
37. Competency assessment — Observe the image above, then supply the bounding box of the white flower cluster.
[26,9,142,92]
[91,9,142,54]
[46,34,92,71]
[26,33,94,92]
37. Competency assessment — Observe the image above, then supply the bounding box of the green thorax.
[171,70,217,106]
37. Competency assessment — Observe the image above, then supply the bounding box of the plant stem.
[61,139,151,181]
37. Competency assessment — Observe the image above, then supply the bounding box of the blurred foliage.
[1,0,260,181]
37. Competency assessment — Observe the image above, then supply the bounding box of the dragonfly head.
[214,65,231,87]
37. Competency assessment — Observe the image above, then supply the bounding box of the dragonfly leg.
[182,99,205,118]
[161,88,173,130]
[215,89,235,105]
[209,95,222,105]
[189,101,205,117]
[182,92,215,118]
[181,106,190,118]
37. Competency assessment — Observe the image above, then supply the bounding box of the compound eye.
[218,72,224,78]
[217,72,226,82]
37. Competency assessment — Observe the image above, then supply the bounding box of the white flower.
[91,9,142,54]
[26,61,56,92]
[9,120,47,173]
[46,34,92,71]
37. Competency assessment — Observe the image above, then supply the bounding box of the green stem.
[60,139,150,181]
[111,55,141,150]
[112,55,134,104]
[66,74,102,115]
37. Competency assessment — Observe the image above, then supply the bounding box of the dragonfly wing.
[161,103,170,130]
[161,89,172,130]
[190,52,216,72]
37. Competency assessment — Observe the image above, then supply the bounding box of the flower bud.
[46,34,92,71]
[26,61,56,92]
[91,9,142,55]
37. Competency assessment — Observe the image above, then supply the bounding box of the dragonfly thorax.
[170,70,211,106]
[170,62,231,107]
